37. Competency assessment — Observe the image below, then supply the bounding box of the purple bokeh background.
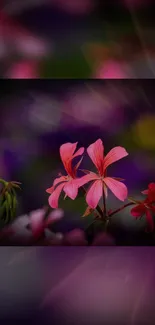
[1,246,155,325]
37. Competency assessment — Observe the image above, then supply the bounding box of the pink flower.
[46,142,84,208]
[5,60,38,79]
[29,208,64,240]
[77,139,128,209]
[95,60,129,79]
[1,208,64,243]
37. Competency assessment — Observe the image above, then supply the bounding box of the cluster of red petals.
[46,139,129,210]
[131,183,155,231]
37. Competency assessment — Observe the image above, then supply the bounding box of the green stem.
[0,179,7,186]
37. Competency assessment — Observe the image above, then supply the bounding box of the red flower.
[131,200,155,232]
[131,182,155,231]
[142,183,155,203]
[77,139,128,209]
[95,60,129,79]
[6,60,38,79]
[46,142,84,208]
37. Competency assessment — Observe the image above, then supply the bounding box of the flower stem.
[108,202,134,217]
[44,206,52,219]
[103,188,107,219]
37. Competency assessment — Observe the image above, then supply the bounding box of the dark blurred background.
[1,0,155,78]
[1,80,155,244]
[1,2,155,325]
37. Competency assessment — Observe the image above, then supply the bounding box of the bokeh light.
[1,1,155,77]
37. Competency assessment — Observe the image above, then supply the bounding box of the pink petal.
[103,146,128,172]
[53,176,68,187]
[76,172,98,188]
[60,142,79,176]
[46,176,67,193]
[87,139,104,175]
[48,183,65,208]
[30,209,45,239]
[103,177,128,201]
[45,209,64,227]
[46,186,54,194]
[63,180,78,200]
[86,180,103,209]
[60,142,78,165]
[72,147,84,159]
[131,204,146,217]
[146,209,154,231]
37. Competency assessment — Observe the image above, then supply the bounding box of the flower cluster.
[1,139,155,245]
[131,183,155,232]
[46,139,155,233]
[46,139,128,210]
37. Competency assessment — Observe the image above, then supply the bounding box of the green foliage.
[0,179,21,226]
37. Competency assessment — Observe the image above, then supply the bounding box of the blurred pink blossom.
[0,12,49,58]
[63,85,127,133]
[15,35,50,57]
[5,60,38,79]
[95,60,129,79]
[29,208,64,239]
[0,208,64,244]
